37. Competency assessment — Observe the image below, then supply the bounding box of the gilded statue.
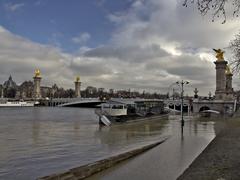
[76,76,80,82]
[34,69,41,77]
[226,65,232,75]
[213,48,225,61]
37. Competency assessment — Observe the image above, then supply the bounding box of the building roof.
[3,75,17,88]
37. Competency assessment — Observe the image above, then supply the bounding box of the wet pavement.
[0,108,216,180]
[87,116,216,180]
[0,108,169,179]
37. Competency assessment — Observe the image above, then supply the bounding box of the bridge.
[46,98,104,107]
[43,98,194,111]
[192,99,237,114]
[46,98,166,108]
[164,99,192,113]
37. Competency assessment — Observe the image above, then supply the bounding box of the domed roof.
[3,75,17,88]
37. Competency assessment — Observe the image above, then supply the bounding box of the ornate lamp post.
[168,82,181,100]
[176,80,189,128]
[208,91,212,99]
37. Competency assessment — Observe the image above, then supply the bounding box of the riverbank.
[38,140,167,180]
[85,118,216,180]
[178,118,240,180]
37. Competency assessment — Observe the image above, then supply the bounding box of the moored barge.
[95,99,165,125]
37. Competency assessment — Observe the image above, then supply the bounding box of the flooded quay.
[0,107,217,180]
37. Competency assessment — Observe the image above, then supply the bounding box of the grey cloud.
[110,0,238,54]
[84,44,169,62]
[70,58,114,77]
[0,26,74,88]
[1,0,238,95]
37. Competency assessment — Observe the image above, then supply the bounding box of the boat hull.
[0,102,35,107]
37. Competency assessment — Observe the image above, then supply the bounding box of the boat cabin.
[101,99,164,117]
[101,100,128,116]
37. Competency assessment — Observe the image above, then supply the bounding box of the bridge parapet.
[48,98,102,107]
[164,99,190,105]
[192,99,235,114]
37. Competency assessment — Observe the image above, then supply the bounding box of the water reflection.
[0,108,219,180]
[0,108,171,179]
[32,120,40,144]
[87,115,217,180]
[95,119,169,148]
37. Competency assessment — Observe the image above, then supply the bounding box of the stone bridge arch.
[193,101,235,114]
[165,100,192,113]
[199,106,210,112]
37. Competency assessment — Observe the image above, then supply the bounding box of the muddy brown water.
[0,108,216,180]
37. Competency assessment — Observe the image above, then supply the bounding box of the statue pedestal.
[33,76,42,99]
[75,81,81,98]
[214,60,227,100]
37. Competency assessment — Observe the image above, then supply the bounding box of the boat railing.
[95,108,115,122]
[95,109,112,117]
[135,110,146,117]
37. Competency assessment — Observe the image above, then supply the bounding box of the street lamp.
[176,80,189,128]
[168,82,181,100]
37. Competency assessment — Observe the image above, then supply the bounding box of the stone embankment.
[178,118,240,180]
[39,139,167,180]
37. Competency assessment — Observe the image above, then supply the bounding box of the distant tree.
[166,92,169,99]
[65,89,75,98]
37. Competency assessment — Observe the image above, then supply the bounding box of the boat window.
[103,104,110,108]
[112,105,124,109]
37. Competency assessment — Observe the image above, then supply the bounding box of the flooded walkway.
[0,108,216,179]
[178,118,240,180]
[87,116,216,180]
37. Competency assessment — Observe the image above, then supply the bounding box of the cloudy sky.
[0,0,239,96]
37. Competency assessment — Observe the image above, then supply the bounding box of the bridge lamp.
[168,82,181,100]
[176,80,190,128]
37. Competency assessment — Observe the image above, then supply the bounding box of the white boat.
[201,110,220,114]
[101,101,128,116]
[100,115,111,126]
[200,109,220,117]
[96,99,165,125]
[0,101,35,107]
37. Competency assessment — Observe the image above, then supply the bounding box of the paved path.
[86,119,216,180]
[178,119,240,180]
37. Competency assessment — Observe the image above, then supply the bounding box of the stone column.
[214,60,227,100]
[225,73,234,100]
[75,76,81,98]
[33,69,42,99]
[33,76,42,99]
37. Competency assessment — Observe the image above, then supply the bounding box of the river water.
[0,107,216,180]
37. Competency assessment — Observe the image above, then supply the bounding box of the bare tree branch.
[183,0,240,73]
[230,32,240,73]
[183,0,240,23]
